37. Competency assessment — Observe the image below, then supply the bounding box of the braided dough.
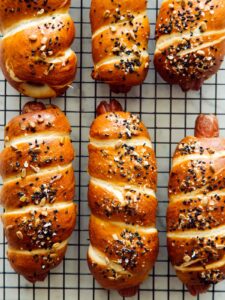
[0,0,77,98]
[90,0,150,93]
[168,114,225,295]
[87,100,158,297]
[0,101,76,282]
[154,0,225,91]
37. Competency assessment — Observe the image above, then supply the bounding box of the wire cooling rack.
[1,0,225,299]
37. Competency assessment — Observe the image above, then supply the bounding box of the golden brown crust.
[0,0,71,33]
[89,215,158,274]
[176,263,225,293]
[0,166,74,210]
[169,154,225,196]
[90,111,150,140]
[88,101,158,295]
[88,180,157,226]
[156,0,225,37]
[87,255,147,291]
[169,136,225,197]
[173,136,225,159]
[4,105,71,142]
[8,242,67,283]
[154,0,225,91]
[0,102,76,282]
[167,114,225,294]
[167,195,225,233]
[168,235,225,267]
[90,0,150,92]
[90,0,147,34]
[0,136,74,180]
[88,143,157,188]
[88,216,158,290]
[0,1,77,98]
[2,203,76,250]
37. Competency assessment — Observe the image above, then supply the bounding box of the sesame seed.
[37,8,45,15]
[16,231,23,240]
[21,168,26,178]
[183,255,191,262]
[41,37,48,44]
[110,26,116,33]
[103,10,110,19]
[29,34,38,42]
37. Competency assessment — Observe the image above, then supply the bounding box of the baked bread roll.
[87,99,159,297]
[154,0,225,91]
[90,0,150,93]
[167,114,225,295]
[0,0,77,98]
[0,101,76,282]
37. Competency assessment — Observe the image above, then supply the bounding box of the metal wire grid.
[0,0,225,299]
